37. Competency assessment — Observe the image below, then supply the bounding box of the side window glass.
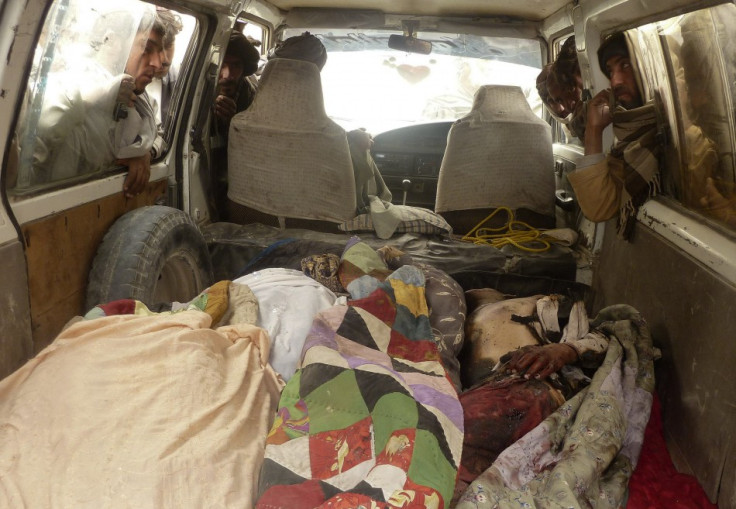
[9,0,196,195]
[235,16,269,78]
[239,18,265,49]
[659,4,736,231]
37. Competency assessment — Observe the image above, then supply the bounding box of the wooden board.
[22,180,167,353]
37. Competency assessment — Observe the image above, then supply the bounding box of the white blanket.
[234,268,340,380]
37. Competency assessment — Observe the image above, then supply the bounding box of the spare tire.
[86,206,214,311]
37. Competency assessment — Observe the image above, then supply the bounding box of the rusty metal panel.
[0,240,33,380]
[592,218,735,506]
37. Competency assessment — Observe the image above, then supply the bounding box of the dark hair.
[138,9,162,37]
[157,9,184,49]
[269,32,327,70]
[536,64,553,103]
[559,36,577,62]
[597,32,629,78]
[227,31,261,76]
[549,36,580,92]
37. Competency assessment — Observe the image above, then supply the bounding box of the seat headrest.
[469,85,538,123]
[227,57,357,223]
[434,84,555,218]
[246,58,328,127]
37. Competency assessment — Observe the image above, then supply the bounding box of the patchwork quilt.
[256,239,656,509]
[256,238,464,508]
[0,240,655,509]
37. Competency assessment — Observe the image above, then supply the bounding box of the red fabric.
[321,493,387,509]
[375,428,416,470]
[98,299,137,315]
[627,395,717,509]
[349,288,396,326]
[457,377,560,483]
[257,479,326,509]
[309,417,373,479]
[386,329,439,363]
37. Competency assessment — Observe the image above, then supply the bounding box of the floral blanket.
[255,239,464,508]
[455,304,657,508]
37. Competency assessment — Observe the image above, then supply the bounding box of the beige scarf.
[609,100,662,238]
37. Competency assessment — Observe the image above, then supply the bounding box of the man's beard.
[614,86,642,109]
[218,79,238,98]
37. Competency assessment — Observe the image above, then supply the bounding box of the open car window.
[652,4,736,233]
[281,28,543,134]
[9,0,196,195]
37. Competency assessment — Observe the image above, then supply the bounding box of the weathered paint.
[21,179,167,353]
[0,240,32,379]
[593,217,736,507]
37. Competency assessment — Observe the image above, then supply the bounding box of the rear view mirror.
[388,34,432,55]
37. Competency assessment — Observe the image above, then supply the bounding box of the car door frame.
[0,0,246,378]
[546,1,736,505]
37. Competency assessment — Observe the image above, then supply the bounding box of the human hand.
[501,343,579,380]
[584,89,613,155]
[214,94,238,123]
[117,151,151,197]
[120,74,137,103]
[587,89,612,131]
[114,74,137,121]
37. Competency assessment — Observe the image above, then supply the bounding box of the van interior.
[0,0,734,507]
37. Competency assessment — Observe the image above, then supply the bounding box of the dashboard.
[370,121,453,209]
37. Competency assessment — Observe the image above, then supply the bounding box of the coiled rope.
[460,207,557,253]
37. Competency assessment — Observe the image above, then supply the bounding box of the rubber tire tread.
[85,206,213,312]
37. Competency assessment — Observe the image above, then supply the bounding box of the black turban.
[597,32,629,78]
[269,32,327,70]
[227,31,260,76]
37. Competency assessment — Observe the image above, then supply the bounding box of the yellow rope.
[460,207,555,253]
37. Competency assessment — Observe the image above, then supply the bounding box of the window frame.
[627,2,736,284]
[643,4,736,238]
[7,0,200,198]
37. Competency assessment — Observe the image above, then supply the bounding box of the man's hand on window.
[118,151,151,197]
[584,89,613,155]
[114,74,137,121]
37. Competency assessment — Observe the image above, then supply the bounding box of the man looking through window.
[567,32,660,239]
[31,8,172,197]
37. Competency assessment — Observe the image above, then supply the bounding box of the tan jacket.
[567,154,626,222]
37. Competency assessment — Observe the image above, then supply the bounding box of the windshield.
[283,28,543,134]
